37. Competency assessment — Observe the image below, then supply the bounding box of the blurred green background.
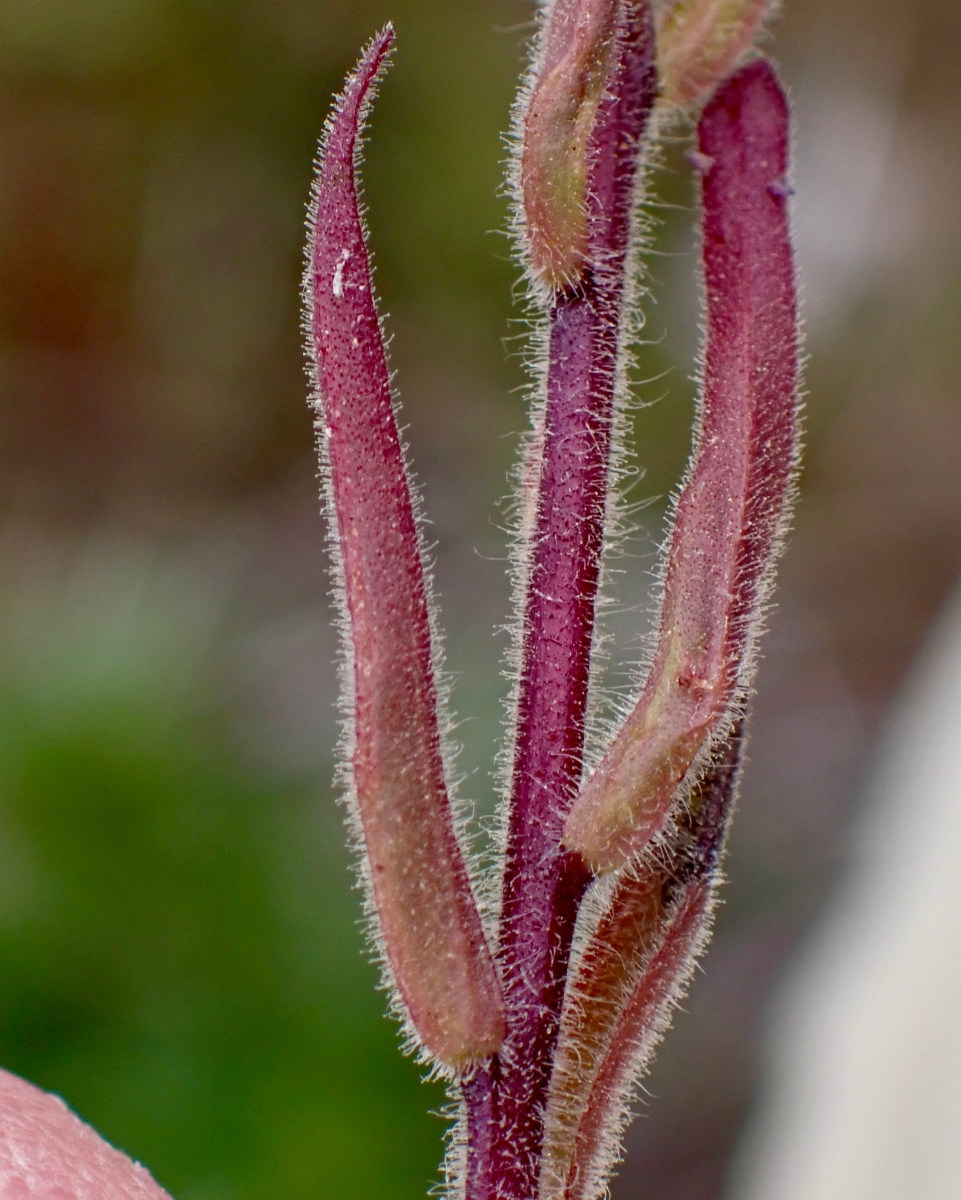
[0,1,959,1199]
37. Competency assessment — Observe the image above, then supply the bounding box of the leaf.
[564,59,799,872]
[305,27,504,1070]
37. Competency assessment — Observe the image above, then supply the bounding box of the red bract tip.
[305,28,505,1070]
[564,59,799,872]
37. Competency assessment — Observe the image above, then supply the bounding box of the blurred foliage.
[0,0,698,514]
[0,551,445,1200]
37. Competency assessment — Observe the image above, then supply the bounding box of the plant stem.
[463,6,657,1197]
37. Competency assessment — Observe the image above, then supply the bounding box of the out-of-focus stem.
[564,59,799,873]
[463,5,658,1198]
[306,28,505,1069]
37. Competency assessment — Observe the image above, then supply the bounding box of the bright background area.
[0,2,958,1198]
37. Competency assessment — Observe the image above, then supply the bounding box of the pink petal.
[0,1069,173,1200]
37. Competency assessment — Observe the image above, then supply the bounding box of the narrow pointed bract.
[564,59,798,873]
[305,28,505,1070]
[539,733,743,1200]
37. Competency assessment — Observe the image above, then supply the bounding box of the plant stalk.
[463,6,658,1197]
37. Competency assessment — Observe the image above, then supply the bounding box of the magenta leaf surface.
[565,58,799,872]
[305,27,505,1069]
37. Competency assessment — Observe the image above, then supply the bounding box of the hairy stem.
[463,6,658,1197]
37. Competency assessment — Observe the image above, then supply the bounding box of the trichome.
[303,3,800,1200]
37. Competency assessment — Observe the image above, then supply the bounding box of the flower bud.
[657,0,773,109]
[521,0,620,288]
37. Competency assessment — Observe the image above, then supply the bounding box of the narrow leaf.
[305,28,505,1069]
[564,59,798,872]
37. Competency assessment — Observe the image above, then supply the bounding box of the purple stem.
[464,6,657,1198]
